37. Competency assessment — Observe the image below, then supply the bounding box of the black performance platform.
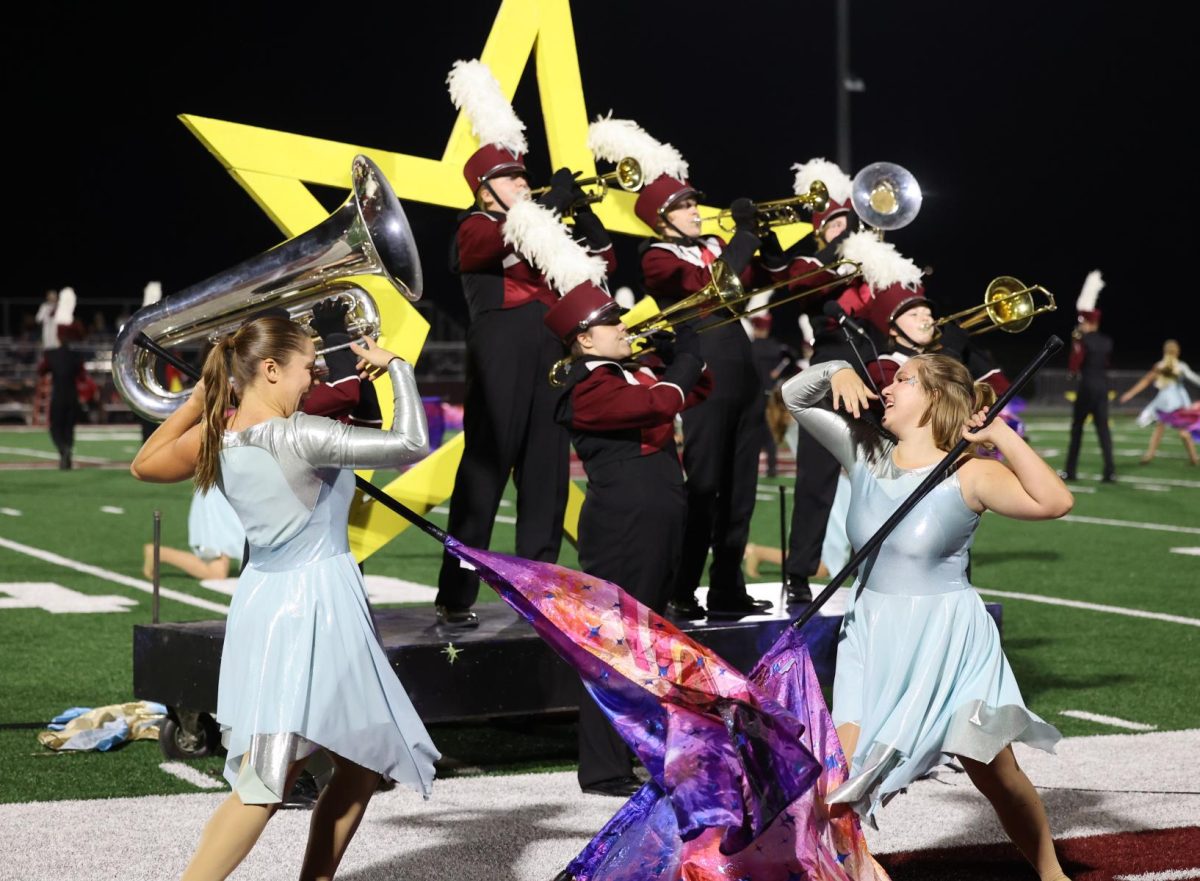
[133,601,1002,725]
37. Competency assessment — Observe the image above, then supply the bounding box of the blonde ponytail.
[193,316,311,491]
[195,336,235,492]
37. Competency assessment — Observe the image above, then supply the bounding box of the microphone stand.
[792,335,1064,630]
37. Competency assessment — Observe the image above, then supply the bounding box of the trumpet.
[934,276,1056,337]
[528,157,644,213]
[703,181,830,233]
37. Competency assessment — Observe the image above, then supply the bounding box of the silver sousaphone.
[113,154,423,422]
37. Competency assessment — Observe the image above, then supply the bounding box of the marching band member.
[434,60,616,628]
[771,160,867,602]
[613,123,772,619]
[1063,270,1116,482]
[545,282,712,795]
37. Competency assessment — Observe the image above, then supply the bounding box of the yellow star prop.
[179,0,808,562]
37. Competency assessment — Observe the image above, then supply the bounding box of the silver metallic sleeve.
[290,359,429,469]
[780,360,859,471]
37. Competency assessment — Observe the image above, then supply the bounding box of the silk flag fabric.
[445,538,819,851]
[445,539,888,878]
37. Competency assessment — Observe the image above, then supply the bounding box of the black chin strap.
[891,321,927,352]
[658,208,703,247]
[481,179,509,213]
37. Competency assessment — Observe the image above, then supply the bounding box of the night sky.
[10,2,1192,369]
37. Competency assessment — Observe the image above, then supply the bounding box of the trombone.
[528,157,644,213]
[702,181,830,233]
[547,258,861,386]
[934,276,1056,337]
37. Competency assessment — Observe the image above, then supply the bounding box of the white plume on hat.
[838,231,923,290]
[614,286,636,310]
[143,281,162,307]
[447,59,527,155]
[587,114,689,182]
[54,287,77,325]
[791,157,853,204]
[502,200,607,293]
[1075,269,1104,312]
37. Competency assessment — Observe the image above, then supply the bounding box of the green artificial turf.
[0,415,1195,802]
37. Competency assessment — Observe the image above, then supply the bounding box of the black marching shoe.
[786,577,813,604]
[581,775,642,797]
[666,597,706,619]
[435,604,479,629]
[705,592,765,619]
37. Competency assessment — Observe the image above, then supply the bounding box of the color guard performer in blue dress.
[131,316,437,881]
[783,355,1074,881]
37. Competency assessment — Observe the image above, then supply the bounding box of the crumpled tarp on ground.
[38,701,167,751]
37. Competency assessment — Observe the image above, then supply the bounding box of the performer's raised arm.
[780,360,877,472]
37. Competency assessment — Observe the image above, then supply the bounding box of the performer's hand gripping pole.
[791,335,1065,630]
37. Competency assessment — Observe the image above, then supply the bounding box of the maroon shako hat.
[544,283,621,343]
[634,174,701,231]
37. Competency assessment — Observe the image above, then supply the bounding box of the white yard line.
[159,762,225,790]
[1060,514,1200,535]
[0,508,21,516]
[975,586,1200,627]
[1059,710,1157,731]
[1115,872,1200,881]
[1171,547,1200,556]
[1077,472,1200,489]
[0,445,110,464]
[0,536,229,614]
[430,506,516,525]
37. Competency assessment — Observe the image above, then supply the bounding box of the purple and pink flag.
[445,539,889,880]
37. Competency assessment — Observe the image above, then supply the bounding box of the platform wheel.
[159,708,222,760]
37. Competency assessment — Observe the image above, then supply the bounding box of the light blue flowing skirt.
[217,551,439,802]
[829,585,1060,823]
[187,488,245,562]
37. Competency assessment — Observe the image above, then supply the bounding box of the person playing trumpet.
[634,158,776,619]
[434,60,617,629]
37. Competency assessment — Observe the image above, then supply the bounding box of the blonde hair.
[908,353,998,452]
[1160,339,1181,379]
[194,316,310,491]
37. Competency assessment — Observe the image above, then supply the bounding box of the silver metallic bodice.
[782,361,980,596]
[218,359,428,570]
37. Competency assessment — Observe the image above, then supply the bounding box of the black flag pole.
[133,333,449,544]
[791,334,1065,631]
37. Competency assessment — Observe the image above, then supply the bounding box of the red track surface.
[880,825,1200,880]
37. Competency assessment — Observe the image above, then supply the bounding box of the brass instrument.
[113,155,422,422]
[548,258,862,386]
[850,162,923,231]
[703,180,830,233]
[529,157,644,212]
[935,276,1056,337]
